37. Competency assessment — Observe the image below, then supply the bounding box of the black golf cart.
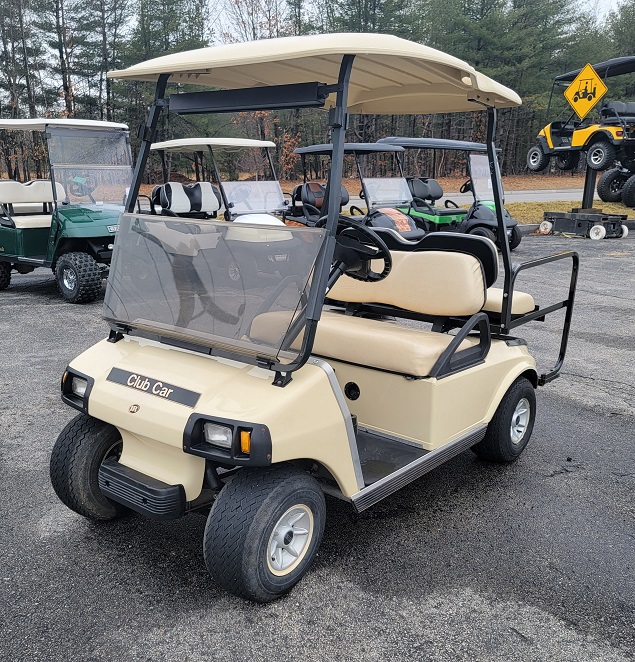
[378,137,521,248]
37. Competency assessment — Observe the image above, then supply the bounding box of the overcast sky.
[586,0,621,18]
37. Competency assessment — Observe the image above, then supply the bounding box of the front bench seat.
[408,178,467,217]
[250,249,486,377]
[0,180,65,228]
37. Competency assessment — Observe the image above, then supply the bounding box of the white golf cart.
[50,34,578,602]
[149,138,297,284]
[0,119,131,302]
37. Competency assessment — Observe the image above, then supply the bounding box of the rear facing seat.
[250,249,485,377]
[0,180,65,229]
[600,100,635,124]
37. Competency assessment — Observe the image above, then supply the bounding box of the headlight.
[203,422,232,449]
[71,376,88,398]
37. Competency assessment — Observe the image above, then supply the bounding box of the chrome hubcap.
[228,262,241,281]
[590,149,604,165]
[530,151,540,165]
[510,398,530,444]
[62,267,77,291]
[267,505,314,576]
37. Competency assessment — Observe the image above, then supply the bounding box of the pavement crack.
[509,626,532,642]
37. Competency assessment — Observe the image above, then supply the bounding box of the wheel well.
[52,239,93,270]
[585,131,615,146]
[520,368,538,389]
[290,459,346,495]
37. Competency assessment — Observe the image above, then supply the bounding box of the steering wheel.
[459,180,472,194]
[349,205,365,216]
[317,215,392,282]
[444,199,460,208]
[69,176,97,198]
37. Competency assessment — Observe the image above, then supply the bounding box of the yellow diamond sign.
[564,63,608,120]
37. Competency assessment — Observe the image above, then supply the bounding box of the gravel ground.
[1,234,634,661]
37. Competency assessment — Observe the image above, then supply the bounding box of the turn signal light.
[240,430,251,454]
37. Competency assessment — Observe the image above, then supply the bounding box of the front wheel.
[55,252,102,303]
[0,262,11,290]
[50,413,126,520]
[621,175,635,208]
[203,466,326,602]
[472,377,536,462]
[509,226,522,250]
[586,141,616,170]
[589,224,606,240]
[526,145,550,172]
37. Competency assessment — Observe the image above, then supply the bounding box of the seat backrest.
[626,101,635,115]
[603,100,626,114]
[329,249,486,317]
[408,177,444,203]
[158,182,191,214]
[368,208,419,234]
[0,180,64,205]
[185,182,221,214]
[301,182,326,209]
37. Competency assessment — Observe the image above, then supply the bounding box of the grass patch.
[505,200,634,224]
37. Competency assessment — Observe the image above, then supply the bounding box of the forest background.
[1,0,634,182]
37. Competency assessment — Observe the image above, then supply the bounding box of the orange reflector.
[240,430,251,454]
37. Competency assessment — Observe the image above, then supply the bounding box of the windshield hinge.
[272,371,292,388]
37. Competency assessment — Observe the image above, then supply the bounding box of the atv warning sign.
[564,63,608,119]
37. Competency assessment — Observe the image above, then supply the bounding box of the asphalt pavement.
[1,234,634,661]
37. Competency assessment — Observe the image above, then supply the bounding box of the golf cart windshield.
[364,177,413,207]
[223,180,286,215]
[469,154,501,202]
[46,127,132,207]
[104,214,325,362]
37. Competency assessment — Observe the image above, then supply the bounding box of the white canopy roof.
[151,137,276,152]
[0,118,128,131]
[107,34,521,113]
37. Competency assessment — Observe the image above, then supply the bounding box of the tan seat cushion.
[11,214,52,229]
[250,310,478,377]
[329,251,486,317]
[484,287,535,315]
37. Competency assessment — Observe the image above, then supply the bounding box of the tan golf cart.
[49,34,578,602]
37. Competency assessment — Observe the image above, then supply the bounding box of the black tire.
[620,175,635,208]
[0,262,10,291]
[468,226,497,243]
[509,226,522,250]
[526,145,550,172]
[204,465,326,602]
[586,140,616,171]
[555,151,580,171]
[55,252,102,303]
[472,377,536,463]
[597,168,629,202]
[50,413,126,520]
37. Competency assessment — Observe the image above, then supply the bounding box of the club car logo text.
[107,367,200,407]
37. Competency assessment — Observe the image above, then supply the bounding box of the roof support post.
[485,105,512,332]
[126,73,169,213]
[207,146,231,219]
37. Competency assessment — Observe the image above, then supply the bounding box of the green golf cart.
[0,118,132,302]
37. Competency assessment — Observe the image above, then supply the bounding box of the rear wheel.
[55,252,102,303]
[621,175,635,208]
[621,225,629,238]
[203,465,326,602]
[539,220,553,234]
[526,145,550,172]
[586,141,616,170]
[555,151,580,171]
[468,226,497,243]
[472,377,536,462]
[50,413,126,521]
[0,262,10,290]
[597,168,628,202]
[509,226,522,250]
